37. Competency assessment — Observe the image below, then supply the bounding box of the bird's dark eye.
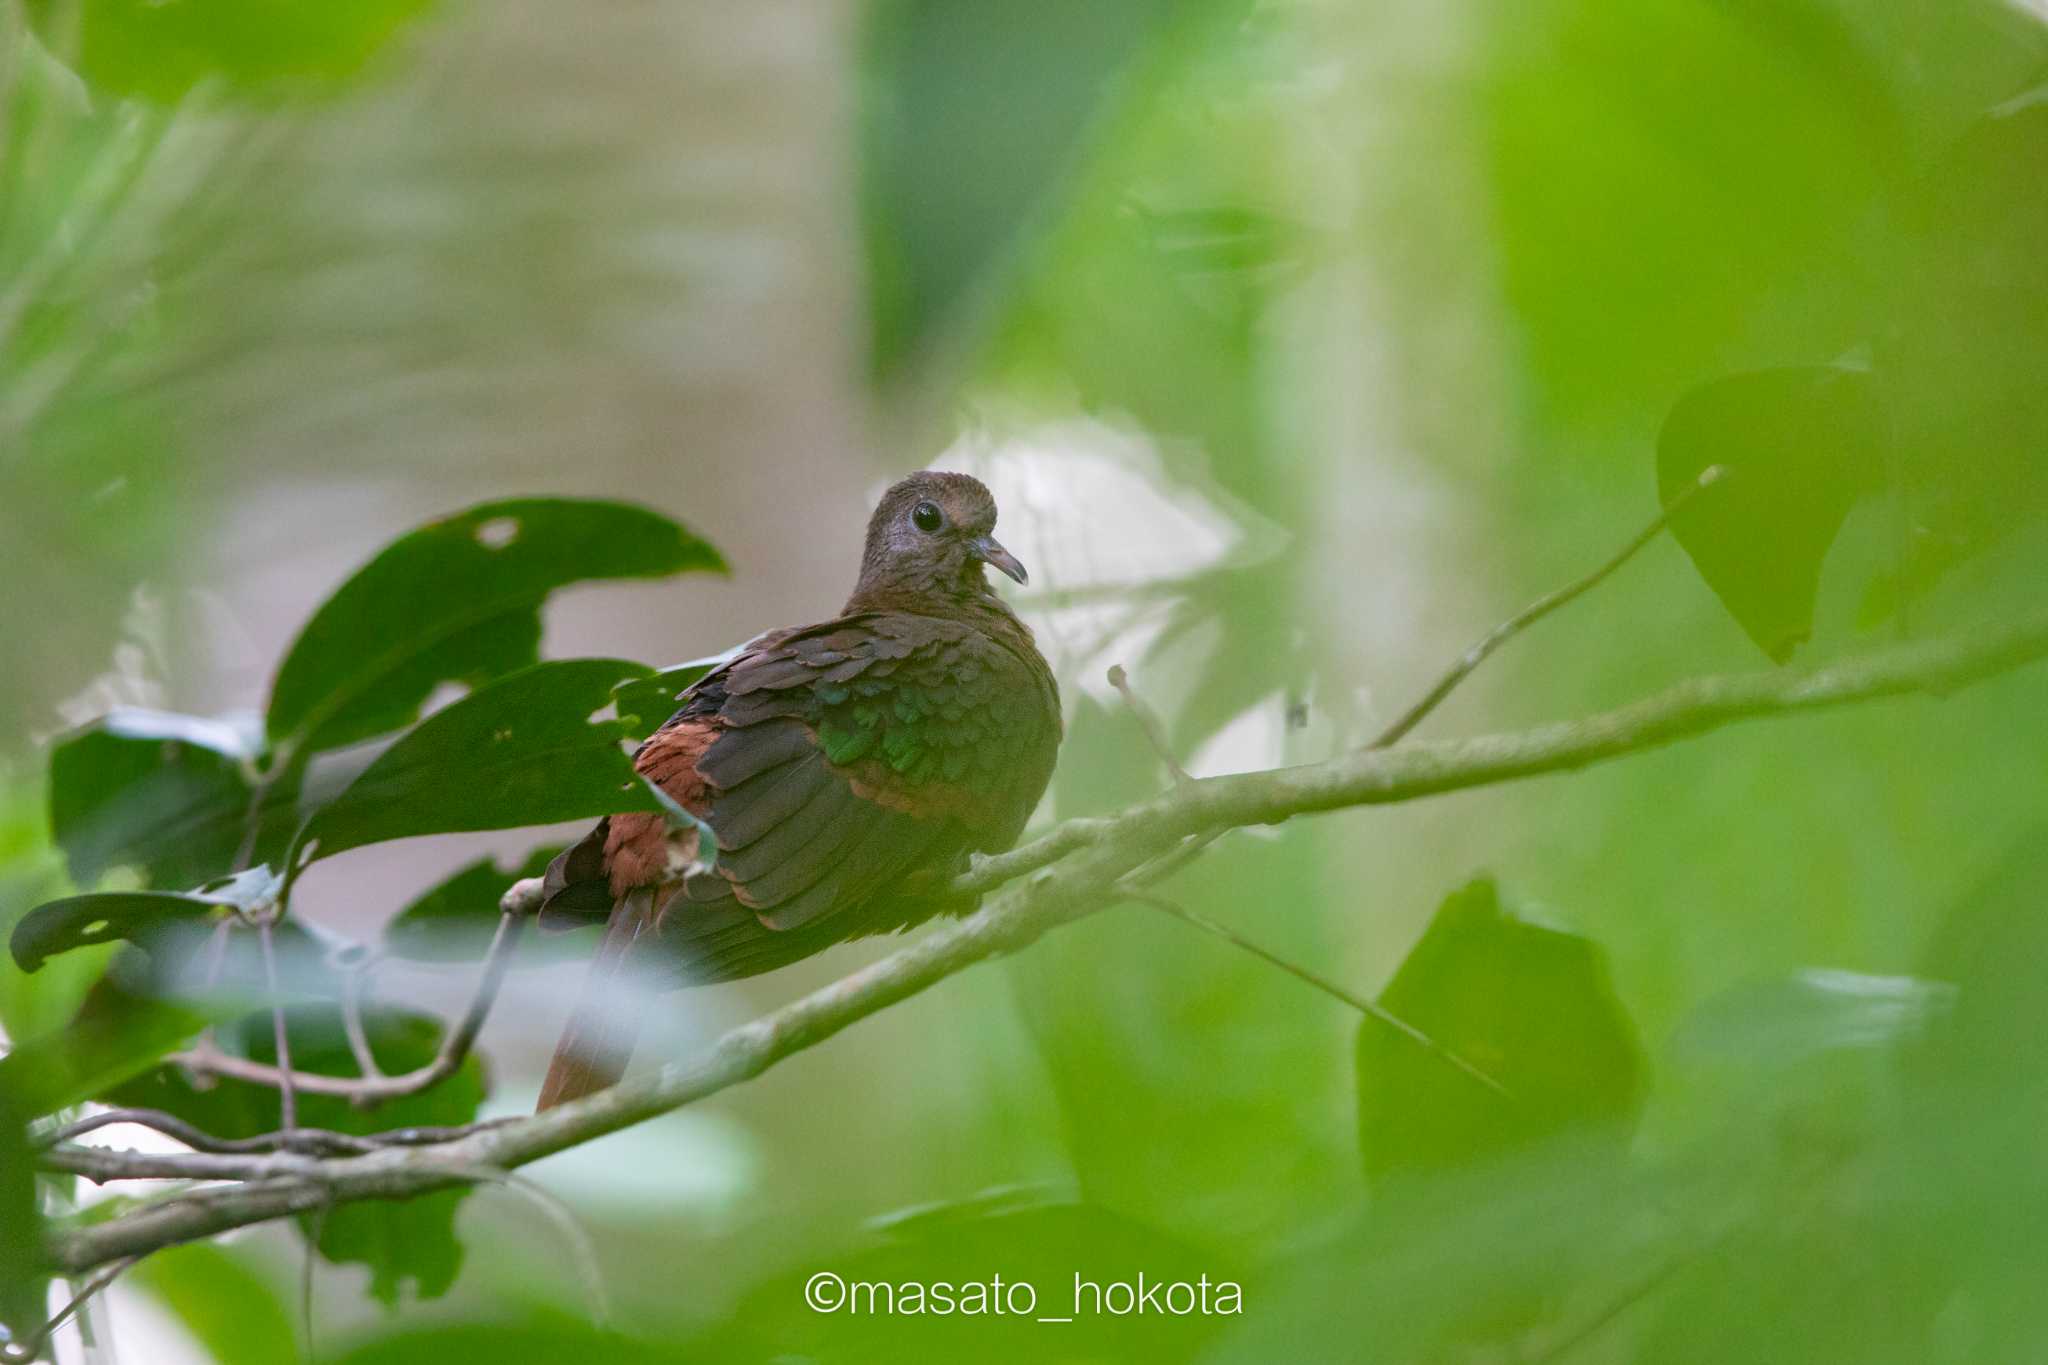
[911,500,944,533]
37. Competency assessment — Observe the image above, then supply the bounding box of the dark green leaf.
[10,889,226,973]
[609,651,734,739]
[130,1243,298,1365]
[48,710,293,890]
[382,845,575,963]
[0,963,210,1116]
[266,498,720,754]
[1357,877,1645,1184]
[1657,365,1885,661]
[0,1086,44,1348]
[301,659,660,862]
[24,0,439,104]
[110,1005,486,1306]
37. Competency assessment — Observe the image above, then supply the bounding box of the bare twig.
[1108,664,1191,784]
[0,1258,139,1365]
[1128,891,1505,1095]
[168,912,525,1105]
[1369,467,1725,749]
[257,921,298,1138]
[337,952,387,1082]
[37,1107,496,1157]
[40,608,2048,1275]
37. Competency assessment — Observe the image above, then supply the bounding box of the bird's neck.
[842,581,1039,654]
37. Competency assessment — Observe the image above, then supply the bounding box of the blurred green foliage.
[2,0,2047,1360]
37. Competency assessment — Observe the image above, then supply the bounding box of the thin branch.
[167,912,525,1105]
[257,921,298,1138]
[37,1108,494,1157]
[1369,467,1725,749]
[338,954,387,1082]
[1129,891,1505,1096]
[43,608,2048,1274]
[0,1258,139,1365]
[1108,664,1191,784]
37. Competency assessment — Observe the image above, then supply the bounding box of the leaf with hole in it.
[1357,878,1644,1185]
[1657,365,1885,662]
[301,659,660,862]
[47,710,294,891]
[109,1005,485,1306]
[266,498,721,755]
[9,890,225,973]
[381,845,575,964]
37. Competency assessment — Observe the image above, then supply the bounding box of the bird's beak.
[971,536,1028,586]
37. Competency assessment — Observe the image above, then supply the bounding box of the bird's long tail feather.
[536,888,656,1112]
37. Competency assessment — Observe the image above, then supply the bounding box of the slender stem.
[1129,891,1506,1095]
[339,959,387,1081]
[0,1258,139,1365]
[257,921,297,1137]
[1369,466,1726,750]
[37,1108,498,1156]
[1108,664,1191,784]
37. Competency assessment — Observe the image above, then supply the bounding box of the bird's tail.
[536,887,657,1112]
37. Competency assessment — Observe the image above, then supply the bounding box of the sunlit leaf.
[1358,877,1645,1183]
[266,499,720,754]
[1671,968,1953,1068]
[300,659,660,862]
[1657,365,1884,661]
[331,1319,712,1365]
[24,0,440,104]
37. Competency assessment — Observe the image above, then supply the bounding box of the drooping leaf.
[129,1243,299,1365]
[266,499,720,755]
[609,649,738,739]
[381,845,574,963]
[109,1005,486,1306]
[1357,877,1645,1184]
[1656,365,1885,661]
[47,710,293,890]
[300,659,661,862]
[23,0,440,104]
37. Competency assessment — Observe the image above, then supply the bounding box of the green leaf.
[300,659,661,862]
[1657,365,1885,661]
[24,0,440,104]
[0,963,210,1116]
[1357,877,1645,1184]
[0,1086,45,1348]
[266,498,721,755]
[1671,968,1954,1070]
[110,1005,486,1306]
[381,846,572,963]
[129,1243,299,1365]
[331,1318,713,1365]
[860,0,1243,378]
[9,889,226,973]
[48,710,292,890]
[609,650,735,739]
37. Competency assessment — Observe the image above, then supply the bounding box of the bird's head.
[849,471,1028,607]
